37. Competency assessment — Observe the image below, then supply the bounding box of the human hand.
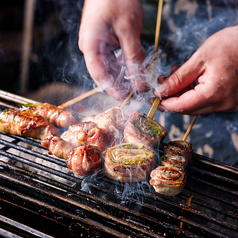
[149,26,238,115]
[78,0,150,101]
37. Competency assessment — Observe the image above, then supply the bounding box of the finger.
[149,83,214,115]
[119,35,150,93]
[82,40,130,101]
[154,55,205,98]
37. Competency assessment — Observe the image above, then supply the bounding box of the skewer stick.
[58,87,99,109]
[147,0,163,119]
[183,116,198,141]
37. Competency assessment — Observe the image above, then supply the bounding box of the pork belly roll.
[42,135,76,160]
[67,145,101,176]
[163,141,193,160]
[124,112,167,147]
[160,154,188,170]
[24,103,79,128]
[104,143,157,182]
[42,135,101,176]
[61,122,109,152]
[150,166,186,196]
[81,106,126,144]
[0,109,60,140]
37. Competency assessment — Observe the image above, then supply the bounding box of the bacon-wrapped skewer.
[124,112,167,147]
[0,109,60,140]
[163,140,193,161]
[60,121,109,153]
[81,106,126,144]
[23,103,79,128]
[160,154,188,170]
[104,143,157,182]
[42,135,101,176]
[150,166,186,196]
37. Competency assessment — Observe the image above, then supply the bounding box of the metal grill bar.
[0,95,238,237]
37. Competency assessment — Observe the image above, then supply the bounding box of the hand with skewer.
[78,0,150,101]
[150,26,238,115]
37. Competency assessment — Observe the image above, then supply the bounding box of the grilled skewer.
[104,143,157,182]
[24,102,79,128]
[150,166,186,196]
[124,112,167,147]
[0,109,60,140]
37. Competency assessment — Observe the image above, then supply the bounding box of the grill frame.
[0,93,238,238]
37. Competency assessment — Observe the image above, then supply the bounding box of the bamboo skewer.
[183,116,198,141]
[147,0,163,119]
[58,87,99,109]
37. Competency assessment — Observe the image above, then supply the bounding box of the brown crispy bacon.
[0,109,60,140]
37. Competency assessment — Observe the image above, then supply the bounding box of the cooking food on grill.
[163,140,193,160]
[160,154,188,170]
[42,134,76,159]
[0,109,60,140]
[42,134,101,176]
[150,166,186,196]
[60,121,109,152]
[22,102,79,128]
[104,143,157,182]
[124,112,167,147]
[67,145,101,176]
[81,106,126,143]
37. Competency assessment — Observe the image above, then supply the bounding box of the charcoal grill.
[0,90,237,238]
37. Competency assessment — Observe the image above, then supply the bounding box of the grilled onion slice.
[124,112,167,147]
[150,166,186,196]
[160,154,188,170]
[104,143,157,182]
[163,140,193,160]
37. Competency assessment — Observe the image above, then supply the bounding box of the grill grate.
[0,100,238,237]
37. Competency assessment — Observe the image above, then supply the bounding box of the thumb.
[154,55,204,98]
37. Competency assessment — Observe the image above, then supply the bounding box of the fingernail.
[154,83,168,97]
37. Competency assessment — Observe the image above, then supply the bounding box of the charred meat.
[124,112,167,147]
[104,143,157,182]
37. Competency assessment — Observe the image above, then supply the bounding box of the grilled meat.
[124,112,167,147]
[163,140,193,160]
[104,143,157,182]
[67,145,101,176]
[61,121,109,152]
[160,154,188,170]
[150,166,186,196]
[42,134,101,176]
[0,109,60,140]
[81,106,126,144]
[23,103,79,128]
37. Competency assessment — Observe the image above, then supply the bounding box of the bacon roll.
[67,145,101,177]
[150,166,186,196]
[23,103,79,128]
[0,109,60,140]
[160,154,188,170]
[42,135,101,176]
[124,112,167,147]
[81,106,126,144]
[163,140,193,160]
[104,143,157,182]
[60,122,109,152]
